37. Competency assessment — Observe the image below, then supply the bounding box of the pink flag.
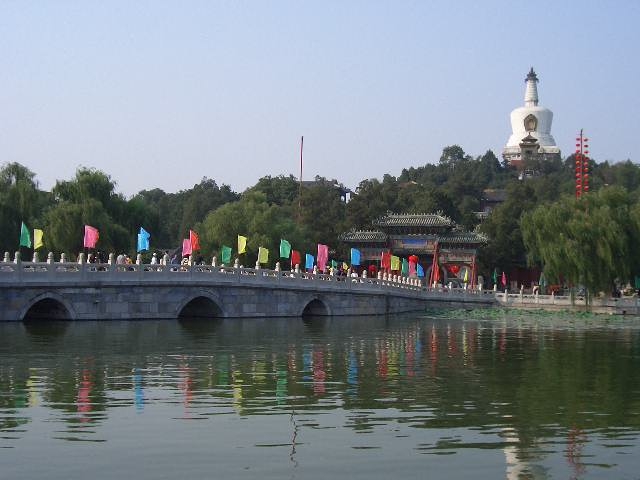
[409,260,416,277]
[501,271,507,287]
[83,225,99,249]
[317,244,328,272]
[189,230,200,251]
[182,238,192,257]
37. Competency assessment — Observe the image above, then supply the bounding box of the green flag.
[492,268,498,284]
[19,222,31,248]
[221,245,232,264]
[401,258,409,275]
[279,239,291,259]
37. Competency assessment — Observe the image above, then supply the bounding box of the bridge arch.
[176,290,225,319]
[300,295,331,317]
[20,292,75,321]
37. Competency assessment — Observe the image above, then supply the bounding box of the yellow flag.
[258,246,269,264]
[238,235,247,254]
[391,255,400,271]
[34,229,44,250]
[463,268,469,282]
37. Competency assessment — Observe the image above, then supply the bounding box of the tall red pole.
[298,136,303,222]
[575,130,590,198]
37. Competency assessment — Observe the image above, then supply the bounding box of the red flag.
[189,230,200,251]
[381,251,391,270]
[83,225,99,249]
[182,238,192,257]
[501,271,507,287]
[291,250,301,267]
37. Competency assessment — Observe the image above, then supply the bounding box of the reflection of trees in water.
[2,318,640,452]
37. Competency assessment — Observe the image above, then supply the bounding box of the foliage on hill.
[1,146,639,289]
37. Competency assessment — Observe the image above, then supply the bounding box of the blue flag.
[305,253,314,270]
[417,264,425,277]
[137,227,150,252]
[350,248,361,266]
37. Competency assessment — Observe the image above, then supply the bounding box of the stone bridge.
[0,259,497,321]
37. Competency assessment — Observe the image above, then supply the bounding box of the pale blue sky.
[2,1,638,196]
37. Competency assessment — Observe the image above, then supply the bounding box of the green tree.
[199,191,304,267]
[0,163,47,253]
[521,186,640,295]
[478,182,539,278]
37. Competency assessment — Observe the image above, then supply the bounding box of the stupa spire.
[524,67,539,107]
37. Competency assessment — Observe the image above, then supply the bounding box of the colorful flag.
[401,258,409,275]
[19,222,31,248]
[501,271,507,287]
[381,251,391,270]
[463,268,469,283]
[305,254,314,270]
[238,235,247,254]
[331,259,338,268]
[350,248,361,266]
[391,255,400,271]
[221,245,232,264]
[137,227,150,252]
[189,230,200,251]
[409,260,417,277]
[83,225,99,249]
[317,244,328,272]
[417,264,425,277]
[291,250,301,268]
[33,229,44,250]
[492,268,498,285]
[279,239,291,259]
[182,238,192,257]
[258,246,269,264]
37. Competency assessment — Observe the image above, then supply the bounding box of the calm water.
[1,311,640,479]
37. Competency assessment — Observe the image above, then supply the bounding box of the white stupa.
[502,68,561,168]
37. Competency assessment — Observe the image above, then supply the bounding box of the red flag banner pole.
[298,136,303,223]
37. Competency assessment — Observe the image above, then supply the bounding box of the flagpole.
[298,136,303,223]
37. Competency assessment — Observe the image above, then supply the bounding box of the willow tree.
[521,186,640,295]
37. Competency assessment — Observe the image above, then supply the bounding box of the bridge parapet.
[0,259,497,321]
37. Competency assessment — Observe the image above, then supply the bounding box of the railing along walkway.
[0,258,496,303]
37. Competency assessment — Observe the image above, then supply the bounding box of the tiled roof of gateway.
[439,232,488,244]
[339,230,388,242]
[373,212,454,228]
